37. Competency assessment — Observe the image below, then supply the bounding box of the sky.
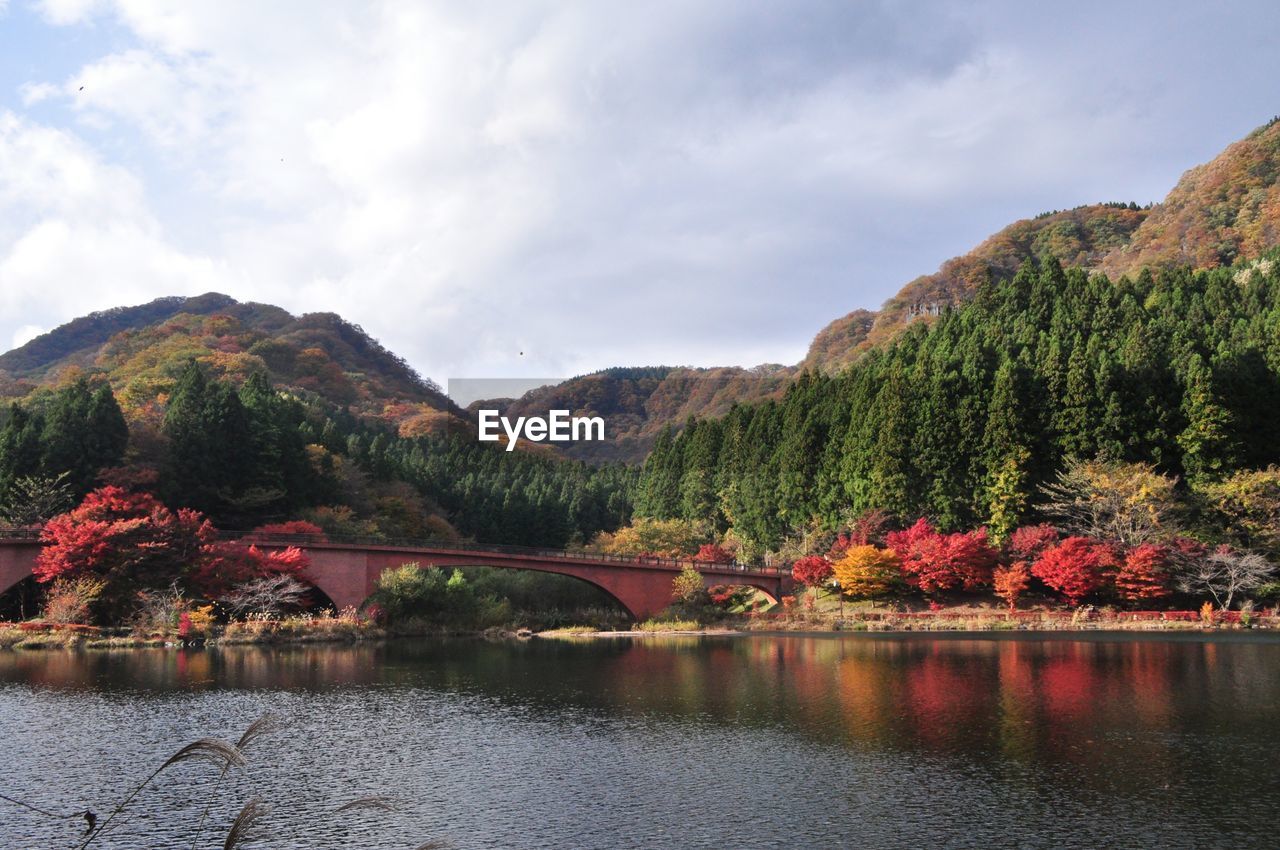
[1,1,1279,387]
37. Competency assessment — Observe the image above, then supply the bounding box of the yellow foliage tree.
[831,545,901,598]
[592,518,705,558]
[671,565,704,603]
[1039,458,1182,546]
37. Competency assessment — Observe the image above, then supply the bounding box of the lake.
[1,633,1278,849]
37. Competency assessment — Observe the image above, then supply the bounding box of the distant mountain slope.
[808,119,1280,375]
[0,294,457,430]
[470,365,793,463]
[0,293,239,378]
[805,203,1149,373]
[1101,118,1280,278]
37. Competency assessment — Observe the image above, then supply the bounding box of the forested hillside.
[805,203,1149,373]
[0,294,454,426]
[636,257,1280,554]
[0,311,636,550]
[1102,118,1280,278]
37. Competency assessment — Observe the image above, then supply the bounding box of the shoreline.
[5,604,1274,650]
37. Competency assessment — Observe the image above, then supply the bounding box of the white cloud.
[0,111,231,329]
[19,82,58,106]
[34,0,105,26]
[11,325,43,349]
[5,1,1280,382]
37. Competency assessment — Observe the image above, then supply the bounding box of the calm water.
[1,633,1278,849]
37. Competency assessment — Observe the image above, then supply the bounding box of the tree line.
[635,258,1280,555]
[0,361,636,549]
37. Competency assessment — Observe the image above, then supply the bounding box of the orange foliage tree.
[993,562,1031,610]
[831,545,901,598]
[1114,543,1173,603]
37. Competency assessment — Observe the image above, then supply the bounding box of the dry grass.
[0,714,454,848]
[742,608,1280,632]
[220,608,381,644]
[634,618,701,632]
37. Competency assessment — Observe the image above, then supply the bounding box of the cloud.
[11,325,43,349]
[0,111,231,326]
[5,1,1280,383]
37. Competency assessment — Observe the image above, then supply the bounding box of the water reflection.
[1,634,1277,849]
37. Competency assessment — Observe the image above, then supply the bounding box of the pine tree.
[981,360,1033,540]
[1177,354,1240,480]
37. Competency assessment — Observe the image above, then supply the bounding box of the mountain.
[469,365,794,463]
[808,119,1280,374]
[804,203,1149,373]
[1100,118,1280,278]
[0,297,636,551]
[492,118,1280,456]
[0,294,458,431]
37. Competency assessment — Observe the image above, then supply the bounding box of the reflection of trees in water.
[2,635,1278,805]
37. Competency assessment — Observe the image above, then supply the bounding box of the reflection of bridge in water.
[0,531,792,620]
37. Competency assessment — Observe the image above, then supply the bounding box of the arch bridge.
[0,531,792,621]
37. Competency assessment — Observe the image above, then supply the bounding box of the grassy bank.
[541,601,1280,637]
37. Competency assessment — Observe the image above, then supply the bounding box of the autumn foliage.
[1114,543,1172,603]
[190,543,309,600]
[993,563,1031,610]
[791,555,833,587]
[885,519,997,594]
[1006,524,1061,561]
[832,545,901,598]
[35,486,311,621]
[248,520,327,540]
[693,543,735,565]
[1031,537,1119,606]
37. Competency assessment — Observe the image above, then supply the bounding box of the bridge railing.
[0,526,784,576]
[0,528,43,542]
[219,530,785,576]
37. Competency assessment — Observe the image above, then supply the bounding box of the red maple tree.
[36,487,311,620]
[248,520,327,540]
[1114,543,1172,603]
[1031,536,1119,606]
[1006,524,1061,561]
[692,543,735,565]
[885,518,997,594]
[791,555,833,587]
[189,542,310,599]
[36,487,215,618]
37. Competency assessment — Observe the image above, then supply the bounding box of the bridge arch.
[300,547,681,621]
[0,536,791,624]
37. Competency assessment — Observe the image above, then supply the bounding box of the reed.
[1,713,447,849]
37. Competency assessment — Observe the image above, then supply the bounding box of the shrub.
[41,576,106,624]
[222,574,312,617]
[367,563,504,627]
[671,565,705,603]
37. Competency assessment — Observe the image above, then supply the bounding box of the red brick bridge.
[0,531,792,621]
